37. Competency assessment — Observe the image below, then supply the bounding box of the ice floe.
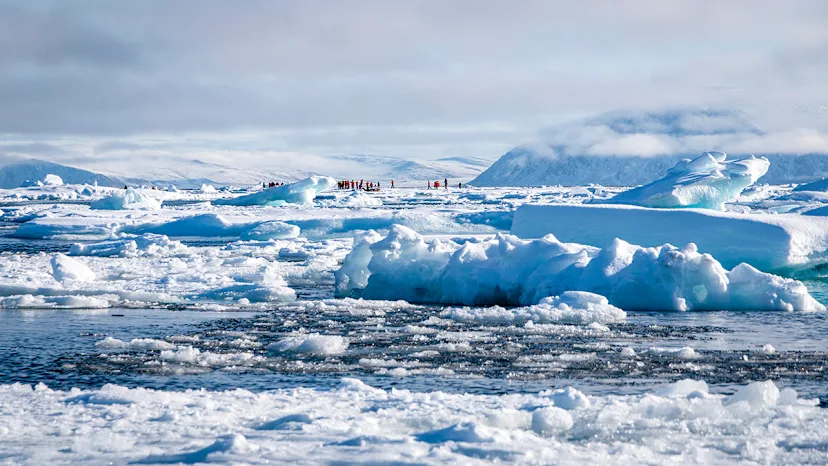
[213,176,336,206]
[335,225,824,311]
[90,188,162,211]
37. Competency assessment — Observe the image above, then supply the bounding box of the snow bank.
[214,176,335,206]
[51,254,96,282]
[511,204,828,274]
[606,152,769,210]
[335,225,824,311]
[0,378,824,464]
[90,188,162,211]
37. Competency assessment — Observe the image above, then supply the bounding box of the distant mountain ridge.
[0,153,493,189]
[0,160,124,189]
[472,108,828,187]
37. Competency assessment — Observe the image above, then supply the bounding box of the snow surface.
[604,152,769,210]
[511,204,828,274]
[335,225,824,311]
[0,378,824,465]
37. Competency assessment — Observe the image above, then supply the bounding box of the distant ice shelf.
[511,204,828,274]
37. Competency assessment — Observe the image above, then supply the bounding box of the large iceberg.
[334,225,824,312]
[213,176,335,206]
[605,152,769,210]
[511,204,828,274]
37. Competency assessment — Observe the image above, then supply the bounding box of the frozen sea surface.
[2,185,828,464]
[3,306,828,402]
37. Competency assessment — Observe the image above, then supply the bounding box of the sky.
[0,0,827,174]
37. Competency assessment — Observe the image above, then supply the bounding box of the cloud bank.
[0,1,827,171]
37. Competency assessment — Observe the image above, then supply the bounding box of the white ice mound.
[90,188,162,211]
[42,174,64,186]
[341,191,383,207]
[335,225,824,311]
[511,204,828,273]
[214,176,336,206]
[605,152,769,210]
[51,254,96,282]
[443,291,626,325]
[240,221,300,241]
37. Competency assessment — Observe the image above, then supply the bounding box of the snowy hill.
[111,159,309,189]
[472,109,828,187]
[0,160,124,188]
[0,153,492,190]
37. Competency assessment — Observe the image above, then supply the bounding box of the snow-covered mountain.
[113,159,309,188]
[471,109,828,187]
[0,160,124,188]
[0,153,493,190]
[323,154,491,182]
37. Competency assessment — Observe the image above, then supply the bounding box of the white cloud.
[588,133,675,157]
[1,1,827,167]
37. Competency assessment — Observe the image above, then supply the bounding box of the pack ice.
[2,378,824,465]
[213,176,336,206]
[335,225,824,311]
[605,152,769,210]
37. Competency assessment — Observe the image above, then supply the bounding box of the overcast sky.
[1,0,827,172]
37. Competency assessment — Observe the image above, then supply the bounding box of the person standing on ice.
[428,181,431,189]
[444,178,448,189]
[391,180,395,188]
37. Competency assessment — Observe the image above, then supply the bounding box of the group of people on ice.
[337,179,381,191]
[428,178,461,189]
[262,181,286,189]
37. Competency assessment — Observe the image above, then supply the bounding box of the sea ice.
[90,188,162,211]
[0,378,824,464]
[268,333,349,355]
[511,203,828,273]
[335,225,824,311]
[605,152,769,210]
[213,176,336,206]
[443,291,626,325]
[51,254,96,282]
[42,174,64,186]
